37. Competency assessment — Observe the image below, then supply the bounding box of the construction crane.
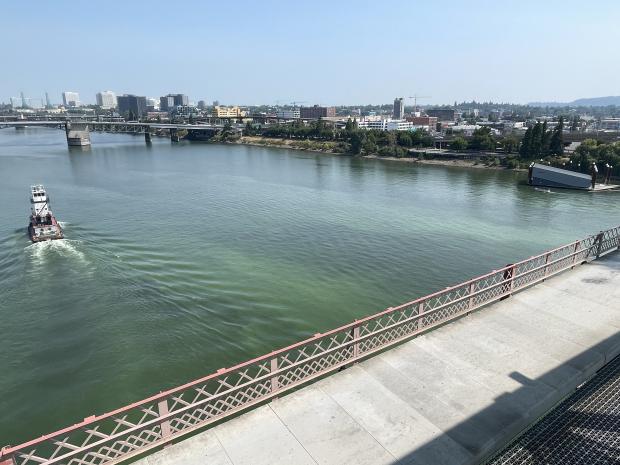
[408,94,431,113]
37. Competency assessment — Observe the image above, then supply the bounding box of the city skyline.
[2,0,620,106]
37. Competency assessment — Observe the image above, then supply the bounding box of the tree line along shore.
[208,118,620,176]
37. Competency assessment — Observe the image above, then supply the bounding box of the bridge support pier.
[65,122,91,147]
[144,131,152,144]
[170,129,179,143]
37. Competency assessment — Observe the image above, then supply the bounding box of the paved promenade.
[134,252,620,465]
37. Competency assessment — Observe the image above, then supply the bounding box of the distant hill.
[528,96,620,107]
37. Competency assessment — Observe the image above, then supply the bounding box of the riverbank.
[234,136,523,171]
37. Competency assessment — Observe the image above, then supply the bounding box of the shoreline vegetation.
[207,117,620,177]
[232,136,523,171]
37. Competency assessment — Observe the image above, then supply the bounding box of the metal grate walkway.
[486,354,620,465]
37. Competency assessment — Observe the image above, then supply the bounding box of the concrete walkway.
[135,253,620,465]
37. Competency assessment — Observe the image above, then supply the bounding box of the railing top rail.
[2,225,618,459]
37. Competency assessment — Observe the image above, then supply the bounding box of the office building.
[117,94,147,119]
[173,94,189,106]
[425,109,456,122]
[62,91,80,107]
[213,106,245,118]
[393,98,404,120]
[600,119,620,130]
[406,116,438,127]
[300,105,336,119]
[276,109,300,119]
[160,96,175,112]
[96,91,117,109]
[146,97,159,111]
[197,100,207,110]
[160,94,189,112]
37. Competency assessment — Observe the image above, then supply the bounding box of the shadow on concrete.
[388,323,620,465]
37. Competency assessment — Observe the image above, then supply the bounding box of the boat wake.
[534,187,554,194]
[25,238,88,264]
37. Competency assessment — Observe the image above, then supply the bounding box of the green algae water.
[0,128,618,444]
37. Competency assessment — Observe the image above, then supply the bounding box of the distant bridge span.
[0,120,234,144]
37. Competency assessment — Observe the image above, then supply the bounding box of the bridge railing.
[2,226,619,465]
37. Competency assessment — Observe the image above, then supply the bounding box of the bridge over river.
[0,120,234,145]
[1,227,619,465]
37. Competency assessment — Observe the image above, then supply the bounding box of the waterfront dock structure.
[1,227,619,465]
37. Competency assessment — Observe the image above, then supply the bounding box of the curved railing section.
[2,226,619,465]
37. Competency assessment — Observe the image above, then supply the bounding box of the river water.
[0,128,617,444]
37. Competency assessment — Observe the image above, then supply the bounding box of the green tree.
[349,131,364,154]
[549,117,564,155]
[502,135,519,154]
[541,121,550,155]
[397,131,413,147]
[244,121,254,136]
[450,136,468,151]
[530,122,543,157]
[468,127,495,151]
[520,126,533,158]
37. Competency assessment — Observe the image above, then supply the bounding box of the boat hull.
[28,222,64,242]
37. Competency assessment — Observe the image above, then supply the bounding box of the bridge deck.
[486,352,620,465]
[135,253,620,465]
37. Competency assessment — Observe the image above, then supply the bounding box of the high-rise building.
[197,100,206,110]
[62,91,80,107]
[172,94,189,106]
[300,105,336,119]
[146,97,159,111]
[96,91,117,109]
[160,94,189,112]
[393,98,404,120]
[117,94,147,119]
[160,96,175,112]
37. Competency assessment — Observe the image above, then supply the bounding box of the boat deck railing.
[1,226,619,465]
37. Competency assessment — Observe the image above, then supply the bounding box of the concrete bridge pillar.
[170,129,179,143]
[65,122,91,147]
[145,131,152,144]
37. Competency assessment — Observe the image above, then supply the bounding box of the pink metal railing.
[1,226,619,465]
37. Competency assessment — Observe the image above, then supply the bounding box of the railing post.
[571,240,580,268]
[0,450,16,465]
[468,282,476,311]
[418,301,425,326]
[543,252,551,280]
[351,323,360,359]
[270,357,279,394]
[501,264,515,300]
[157,398,172,442]
[595,231,604,259]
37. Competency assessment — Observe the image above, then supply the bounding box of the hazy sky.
[2,0,619,106]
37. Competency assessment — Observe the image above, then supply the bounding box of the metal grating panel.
[486,355,620,465]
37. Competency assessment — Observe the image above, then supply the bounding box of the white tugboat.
[28,185,64,242]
